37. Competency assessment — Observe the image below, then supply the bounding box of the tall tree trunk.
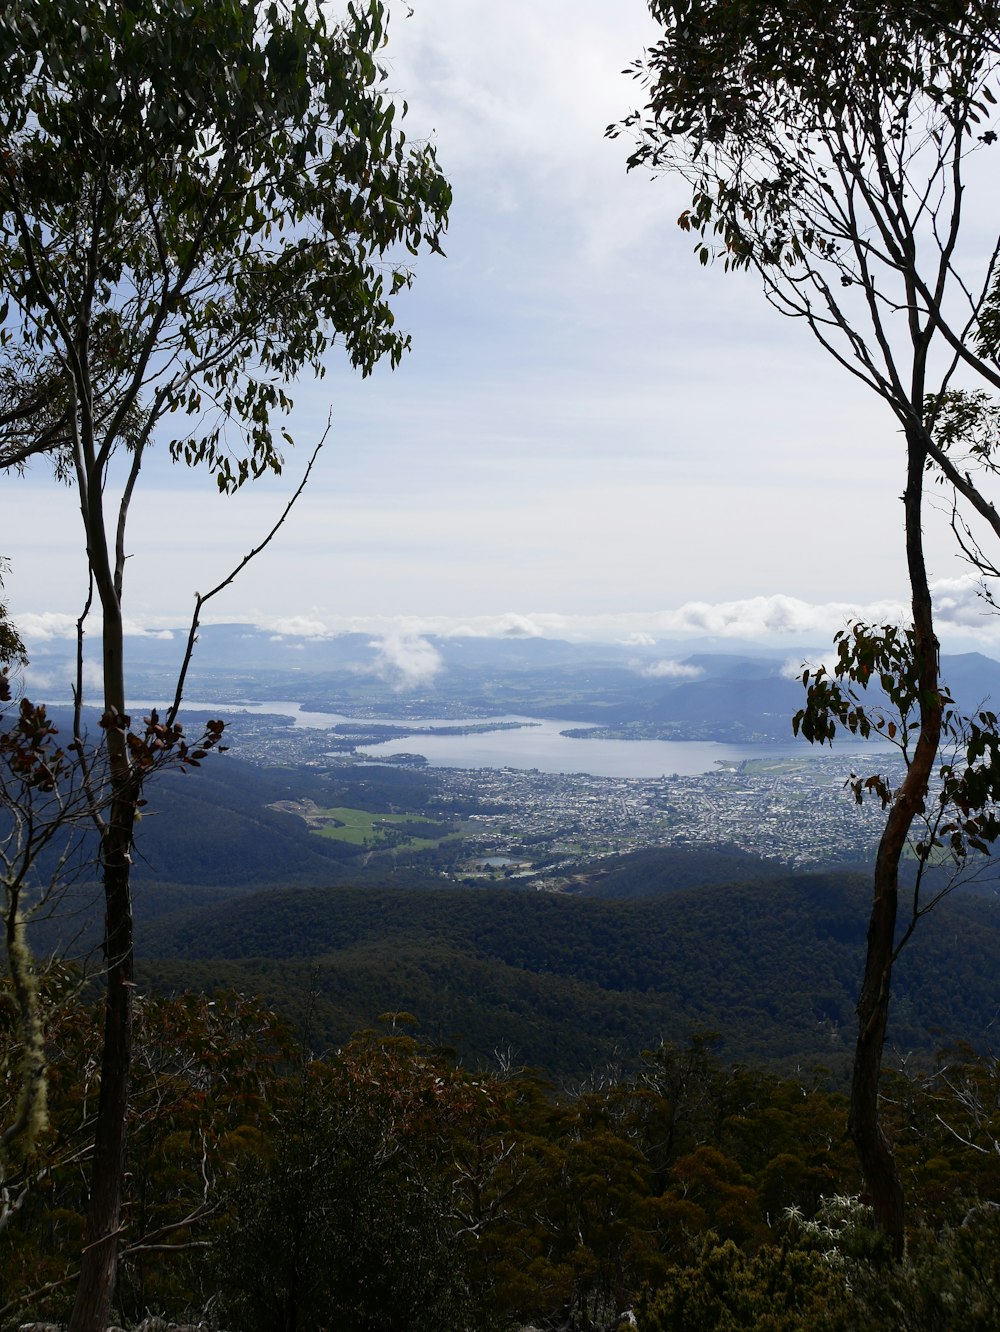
[68,535,136,1331]
[848,425,941,1260]
[68,797,136,1332]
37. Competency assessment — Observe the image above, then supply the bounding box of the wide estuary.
[173,700,869,779]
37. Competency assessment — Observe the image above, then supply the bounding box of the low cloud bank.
[12,612,175,643]
[656,594,907,641]
[12,577,1000,654]
[266,616,332,640]
[636,658,704,680]
[250,583,996,645]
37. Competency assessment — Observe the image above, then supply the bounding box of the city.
[215,706,896,877]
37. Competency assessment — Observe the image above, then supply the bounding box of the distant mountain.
[25,626,1000,742]
[633,674,801,729]
[936,651,1000,709]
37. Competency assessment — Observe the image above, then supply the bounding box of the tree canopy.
[616,0,1000,438]
[0,0,450,490]
[0,563,25,669]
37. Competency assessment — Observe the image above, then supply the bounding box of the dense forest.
[3,983,999,1330]
[7,746,1000,1327]
[134,871,1000,1084]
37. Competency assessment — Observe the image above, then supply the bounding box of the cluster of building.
[218,708,900,872]
[435,750,896,872]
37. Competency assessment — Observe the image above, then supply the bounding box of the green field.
[311,806,456,851]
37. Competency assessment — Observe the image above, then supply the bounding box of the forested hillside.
[571,844,799,897]
[138,872,1000,1082]
[5,983,999,1331]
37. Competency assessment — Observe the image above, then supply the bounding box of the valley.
[20,627,1000,1082]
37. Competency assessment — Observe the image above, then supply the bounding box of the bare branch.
[166,417,331,728]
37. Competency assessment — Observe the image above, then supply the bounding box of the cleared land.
[268,799,457,851]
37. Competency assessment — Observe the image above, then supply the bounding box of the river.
[169,699,872,779]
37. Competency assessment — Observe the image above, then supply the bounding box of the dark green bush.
[634,1236,853,1332]
[211,1075,484,1332]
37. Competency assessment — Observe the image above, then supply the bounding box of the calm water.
[354,721,805,778]
[170,699,822,779]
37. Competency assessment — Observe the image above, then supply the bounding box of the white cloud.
[652,594,908,641]
[22,657,103,698]
[369,633,443,690]
[122,622,174,640]
[20,665,60,694]
[267,616,333,639]
[636,658,704,680]
[388,1,661,191]
[498,614,545,638]
[654,579,1000,648]
[492,613,546,638]
[13,612,79,642]
[441,613,562,639]
[13,580,1000,662]
[14,612,174,645]
[81,659,105,691]
[927,575,997,631]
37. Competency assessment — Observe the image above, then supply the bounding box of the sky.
[4,0,1000,660]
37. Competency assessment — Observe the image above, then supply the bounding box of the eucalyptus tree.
[613,0,1000,1255]
[0,566,25,669]
[0,0,450,1325]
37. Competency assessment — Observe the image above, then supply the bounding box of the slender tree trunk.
[848,425,941,1260]
[69,526,137,1330]
[68,797,136,1332]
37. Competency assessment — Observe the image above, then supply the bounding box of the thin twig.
[0,1267,81,1320]
[166,416,331,728]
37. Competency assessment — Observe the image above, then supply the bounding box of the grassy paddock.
[312,806,454,851]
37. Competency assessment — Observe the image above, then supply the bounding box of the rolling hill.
[137,869,1000,1083]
